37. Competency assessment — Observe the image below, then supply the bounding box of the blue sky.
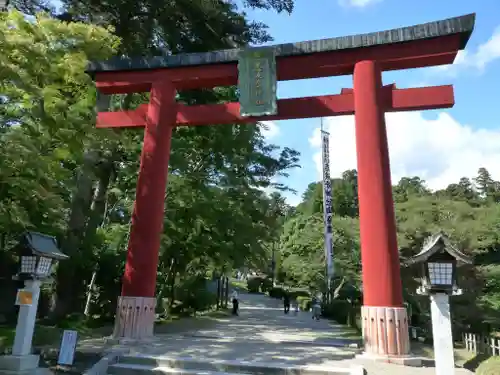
[243,0,500,205]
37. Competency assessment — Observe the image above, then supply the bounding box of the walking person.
[232,290,239,316]
[311,295,321,321]
[283,291,290,314]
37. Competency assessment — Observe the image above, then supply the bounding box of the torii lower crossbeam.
[96,85,454,128]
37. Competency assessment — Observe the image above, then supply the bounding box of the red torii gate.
[88,13,474,360]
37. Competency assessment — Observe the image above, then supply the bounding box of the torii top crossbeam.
[87,13,474,94]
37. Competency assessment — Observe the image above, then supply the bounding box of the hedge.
[296,296,312,311]
[267,287,311,300]
[268,286,286,299]
[322,299,361,329]
[246,276,273,293]
[261,277,273,292]
[476,356,500,375]
[289,289,310,300]
[246,277,262,293]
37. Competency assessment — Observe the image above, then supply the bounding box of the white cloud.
[310,112,500,191]
[259,121,280,140]
[435,27,500,75]
[284,192,302,207]
[338,0,381,8]
[257,121,299,205]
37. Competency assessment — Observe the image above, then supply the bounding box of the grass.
[0,320,113,352]
[474,355,500,374]
[0,307,231,352]
[0,326,15,349]
[327,325,361,340]
[230,279,248,292]
[410,341,476,366]
[405,343,500,372]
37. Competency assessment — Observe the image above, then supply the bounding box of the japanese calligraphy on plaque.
[237,47,277,117]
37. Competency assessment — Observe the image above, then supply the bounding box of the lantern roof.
[405,232,473,265]
[20,232,69,261]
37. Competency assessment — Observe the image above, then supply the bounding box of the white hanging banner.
[321,129,334,287]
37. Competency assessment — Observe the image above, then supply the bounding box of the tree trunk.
[216,277,221,309]
[332,277,346,299]
[85,157,114,241]
[84,270,97,316]
[167,257,177,311]
[51,151,96,319]
[0,233,5,252]
[224,277,229,308]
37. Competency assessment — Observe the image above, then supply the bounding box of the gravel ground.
[76,293,475,374]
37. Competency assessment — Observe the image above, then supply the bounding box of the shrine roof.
[404,232,473,266]
[87,13,475,74]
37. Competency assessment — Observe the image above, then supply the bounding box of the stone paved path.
[79,293,474,374]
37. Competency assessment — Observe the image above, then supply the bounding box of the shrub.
[476,356,500,375]
[261,277,273,293]
[289,289,310,299]
[322,300,356,324]
[172,276,217,315]
[268,286,286,299]
[354,312,362,331]
[247,277,262,293]
[297,296,312,311]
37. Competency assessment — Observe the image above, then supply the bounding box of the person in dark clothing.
[231,290,239,315]
[283,292,290,314]
[311,295,321,320]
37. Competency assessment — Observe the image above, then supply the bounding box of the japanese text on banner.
[321,130,334,281]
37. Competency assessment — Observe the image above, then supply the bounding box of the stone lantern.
[405,232,472,375]
[0,232,68,375]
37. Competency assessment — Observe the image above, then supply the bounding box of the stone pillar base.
[113,296,156,340]
[0,354,46,375]
[361,306,412,358]
[355,352,422,367]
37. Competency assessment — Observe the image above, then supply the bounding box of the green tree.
[296,171,358,218]
[475,167,495,197]
[434,177,479,204]
[0,9,122,316]
[279,212,360,292]
[0,1,301,321]
[393,176,430,202]
[281,169,500,334]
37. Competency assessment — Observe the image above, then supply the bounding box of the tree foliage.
[279,167,500,333]
[4,0,499,341]
[0,2,298,323]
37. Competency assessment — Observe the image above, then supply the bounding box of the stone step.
[108,355,362,375]
[180,334,361,349]
[108,363,253,375]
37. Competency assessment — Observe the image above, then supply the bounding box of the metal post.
[84,270,97,316]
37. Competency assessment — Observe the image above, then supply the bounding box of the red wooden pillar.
[353,61,410,359]
[113,80,177,339]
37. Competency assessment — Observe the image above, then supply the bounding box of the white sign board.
[57,330,78,366]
